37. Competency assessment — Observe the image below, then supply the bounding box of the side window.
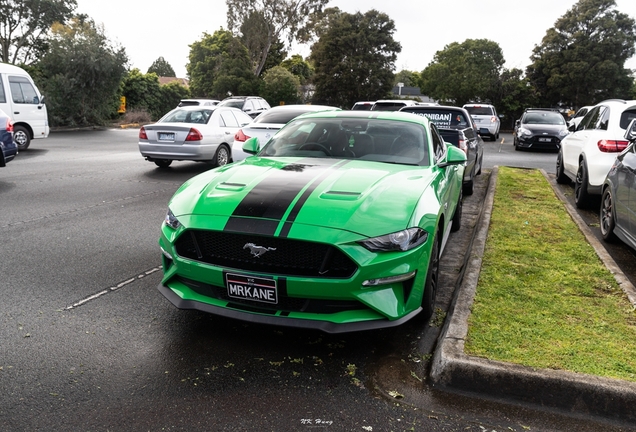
[430,125,445,162]
[0,76,5,103]
[578,107,600,130]
[9,76,38,104]
[597,107,610,130]
[243,100,254,112]
[220,110,239,127]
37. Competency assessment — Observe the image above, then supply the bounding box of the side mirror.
[242,136,260,155]
[514,119,520,127]
[568,123,576,132]
[438,144,467,168]
[625,119,636,142]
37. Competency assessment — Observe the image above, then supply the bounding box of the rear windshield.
[254,108,316,124]
[219,100,244,109]
[161,108,214,124]
[620,109,636,129]
[464,106,494,116]
[371,102,406,112]
[352,103,374,111]
[401,108,469,128]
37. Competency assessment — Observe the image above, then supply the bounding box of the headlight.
[520,127,532,137]
[358,228,428,252]
[558,129,569,137]
[165,208,181,229]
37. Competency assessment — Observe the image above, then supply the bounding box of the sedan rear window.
[464,106,493,116]
[254,109,313,124]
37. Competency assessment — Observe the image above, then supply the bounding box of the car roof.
[293,109,431,125]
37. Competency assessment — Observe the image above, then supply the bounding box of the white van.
[0,63,49,150]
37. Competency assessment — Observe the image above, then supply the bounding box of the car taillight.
[6,118,13,132]
[597,139,629,152]
[234,129,250,142]
[139,127,148,140]
[490,116,497,123]
[186,128,203,141]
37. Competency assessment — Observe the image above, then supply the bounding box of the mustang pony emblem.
[244,243,276,258]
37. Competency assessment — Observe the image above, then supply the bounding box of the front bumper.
[517,135,561,150]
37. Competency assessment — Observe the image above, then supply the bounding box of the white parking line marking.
[65,266,162,310]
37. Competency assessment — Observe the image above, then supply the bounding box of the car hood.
[169,157,439,237]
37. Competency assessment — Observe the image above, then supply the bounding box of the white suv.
[556,99,636,208]
[463,103,500,141]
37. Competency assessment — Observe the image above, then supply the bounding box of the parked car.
[231,104,340,162]
[371,100,418,112]
[0,62,49,150]
[569,105,593,129]
[399,104,483,195]
[138,105,252,168]
[0,109,16,167]
[600,119,636,248]
[217,96,271,118]
[512,109,569,151]
[556,99,636,208]
[351,101,375,111]
[178,99,220,107]
[157,111,466,333]
[463,103,500,141]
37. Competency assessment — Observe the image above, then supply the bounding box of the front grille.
[175,230,358,278]
[177,276,366,314]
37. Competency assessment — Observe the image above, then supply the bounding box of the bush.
[121,109,152,125]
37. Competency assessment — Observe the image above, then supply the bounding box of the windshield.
[523,112,565,125]
[259,118,430,166]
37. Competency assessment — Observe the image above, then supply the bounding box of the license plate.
[538,137,551,142]
[226,273,277,304]
[158,132,175,141]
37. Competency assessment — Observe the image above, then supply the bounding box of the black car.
[600,118,636,249]
[513,109,569,151]
[0,109,16,167]
[218,96,271,118]
[399,104,484,195]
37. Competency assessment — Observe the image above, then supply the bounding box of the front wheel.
[600,187,616,242]
[14,125,30,150]
[154,159,172,168]
[421,229,440,322]
[555,151,570,184]
[574,159,591,209]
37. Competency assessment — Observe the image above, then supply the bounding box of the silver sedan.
[139,106,252,168]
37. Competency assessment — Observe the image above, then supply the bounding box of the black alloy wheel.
[600,187,617,242]
[421,228,440,322]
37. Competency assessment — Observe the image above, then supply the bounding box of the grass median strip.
[465,167,636,382]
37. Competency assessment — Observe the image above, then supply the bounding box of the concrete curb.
[430,166,636,423]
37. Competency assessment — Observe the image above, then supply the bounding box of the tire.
[600,187,617,242]
[574,159,591,209]
[462,178,474,196]
[14,125,30,150]
[476,154,482,175]
[421,228,440,322]
[154,159,172,168]
[451,189,463,232]
[555,151,570,184]
[514,140,520,151]
[212,144,230,167]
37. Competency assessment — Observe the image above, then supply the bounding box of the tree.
[147,56,175,77]
[120,69,162,119]
[226,0,328,77]
[0,0,77,64]
[419,39,504,106]
[494,68,539,129]
[260,66,300,106]
[37,16,128,126]
[310,9,401,108]
[186,29,256,99]
[394,70,420,87]
[527,0,636,108]
[158,80,191,117]
[280,54,313,84]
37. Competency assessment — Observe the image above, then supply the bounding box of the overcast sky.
[76,0,636,79]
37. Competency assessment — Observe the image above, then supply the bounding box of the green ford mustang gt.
[158,111,467,333]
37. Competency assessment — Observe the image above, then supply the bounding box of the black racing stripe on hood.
[224,159,342,235]
[279,160,351,238]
